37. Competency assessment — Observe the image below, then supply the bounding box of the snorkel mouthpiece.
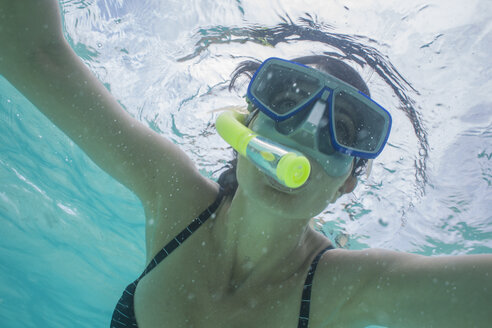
[216,110,311,189]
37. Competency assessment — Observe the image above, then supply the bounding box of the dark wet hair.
[218,55,370,196]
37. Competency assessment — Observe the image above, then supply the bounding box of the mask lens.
[333,91,388,153]
[251,63,322,117]
[275,104,312,135]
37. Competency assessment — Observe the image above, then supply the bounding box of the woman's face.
[235,115,355,219]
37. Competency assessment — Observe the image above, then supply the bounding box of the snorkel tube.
[216,110,311,189]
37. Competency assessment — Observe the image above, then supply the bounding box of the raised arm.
[0,1,218,256]
[318,249,492,328]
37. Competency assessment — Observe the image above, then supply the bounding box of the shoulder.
[317,247,422,274]
[143,177,222,263]
[315,248,421,291]
[308,248,420,327]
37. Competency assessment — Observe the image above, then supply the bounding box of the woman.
[1,1,491,327]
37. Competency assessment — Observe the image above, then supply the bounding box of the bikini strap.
[139,186,225,279]
[298,245,334,328]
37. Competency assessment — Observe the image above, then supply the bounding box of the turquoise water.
[1,0,491,327]
[0,76,144,327]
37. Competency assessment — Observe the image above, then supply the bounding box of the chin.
[241,176,323,219]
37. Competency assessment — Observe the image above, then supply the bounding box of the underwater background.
[1,0,491,327]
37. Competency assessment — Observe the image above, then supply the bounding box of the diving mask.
[246,57,392,177]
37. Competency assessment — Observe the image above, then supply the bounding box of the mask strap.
[365,159,373,178]
[245,108,259,126]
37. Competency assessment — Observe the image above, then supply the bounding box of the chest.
[133,237,311,328]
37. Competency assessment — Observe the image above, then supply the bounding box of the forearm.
[0,1,161,197]
[0,0,107,135]
[0,0,114,134]
[0,0,64,66]
[3,41,126,146]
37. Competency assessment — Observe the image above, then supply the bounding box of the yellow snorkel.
[216,110,311,189]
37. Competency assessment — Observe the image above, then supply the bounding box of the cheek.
[303,172,338,211]
[306,163,350,203]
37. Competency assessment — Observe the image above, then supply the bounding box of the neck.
[210,187,327,290]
